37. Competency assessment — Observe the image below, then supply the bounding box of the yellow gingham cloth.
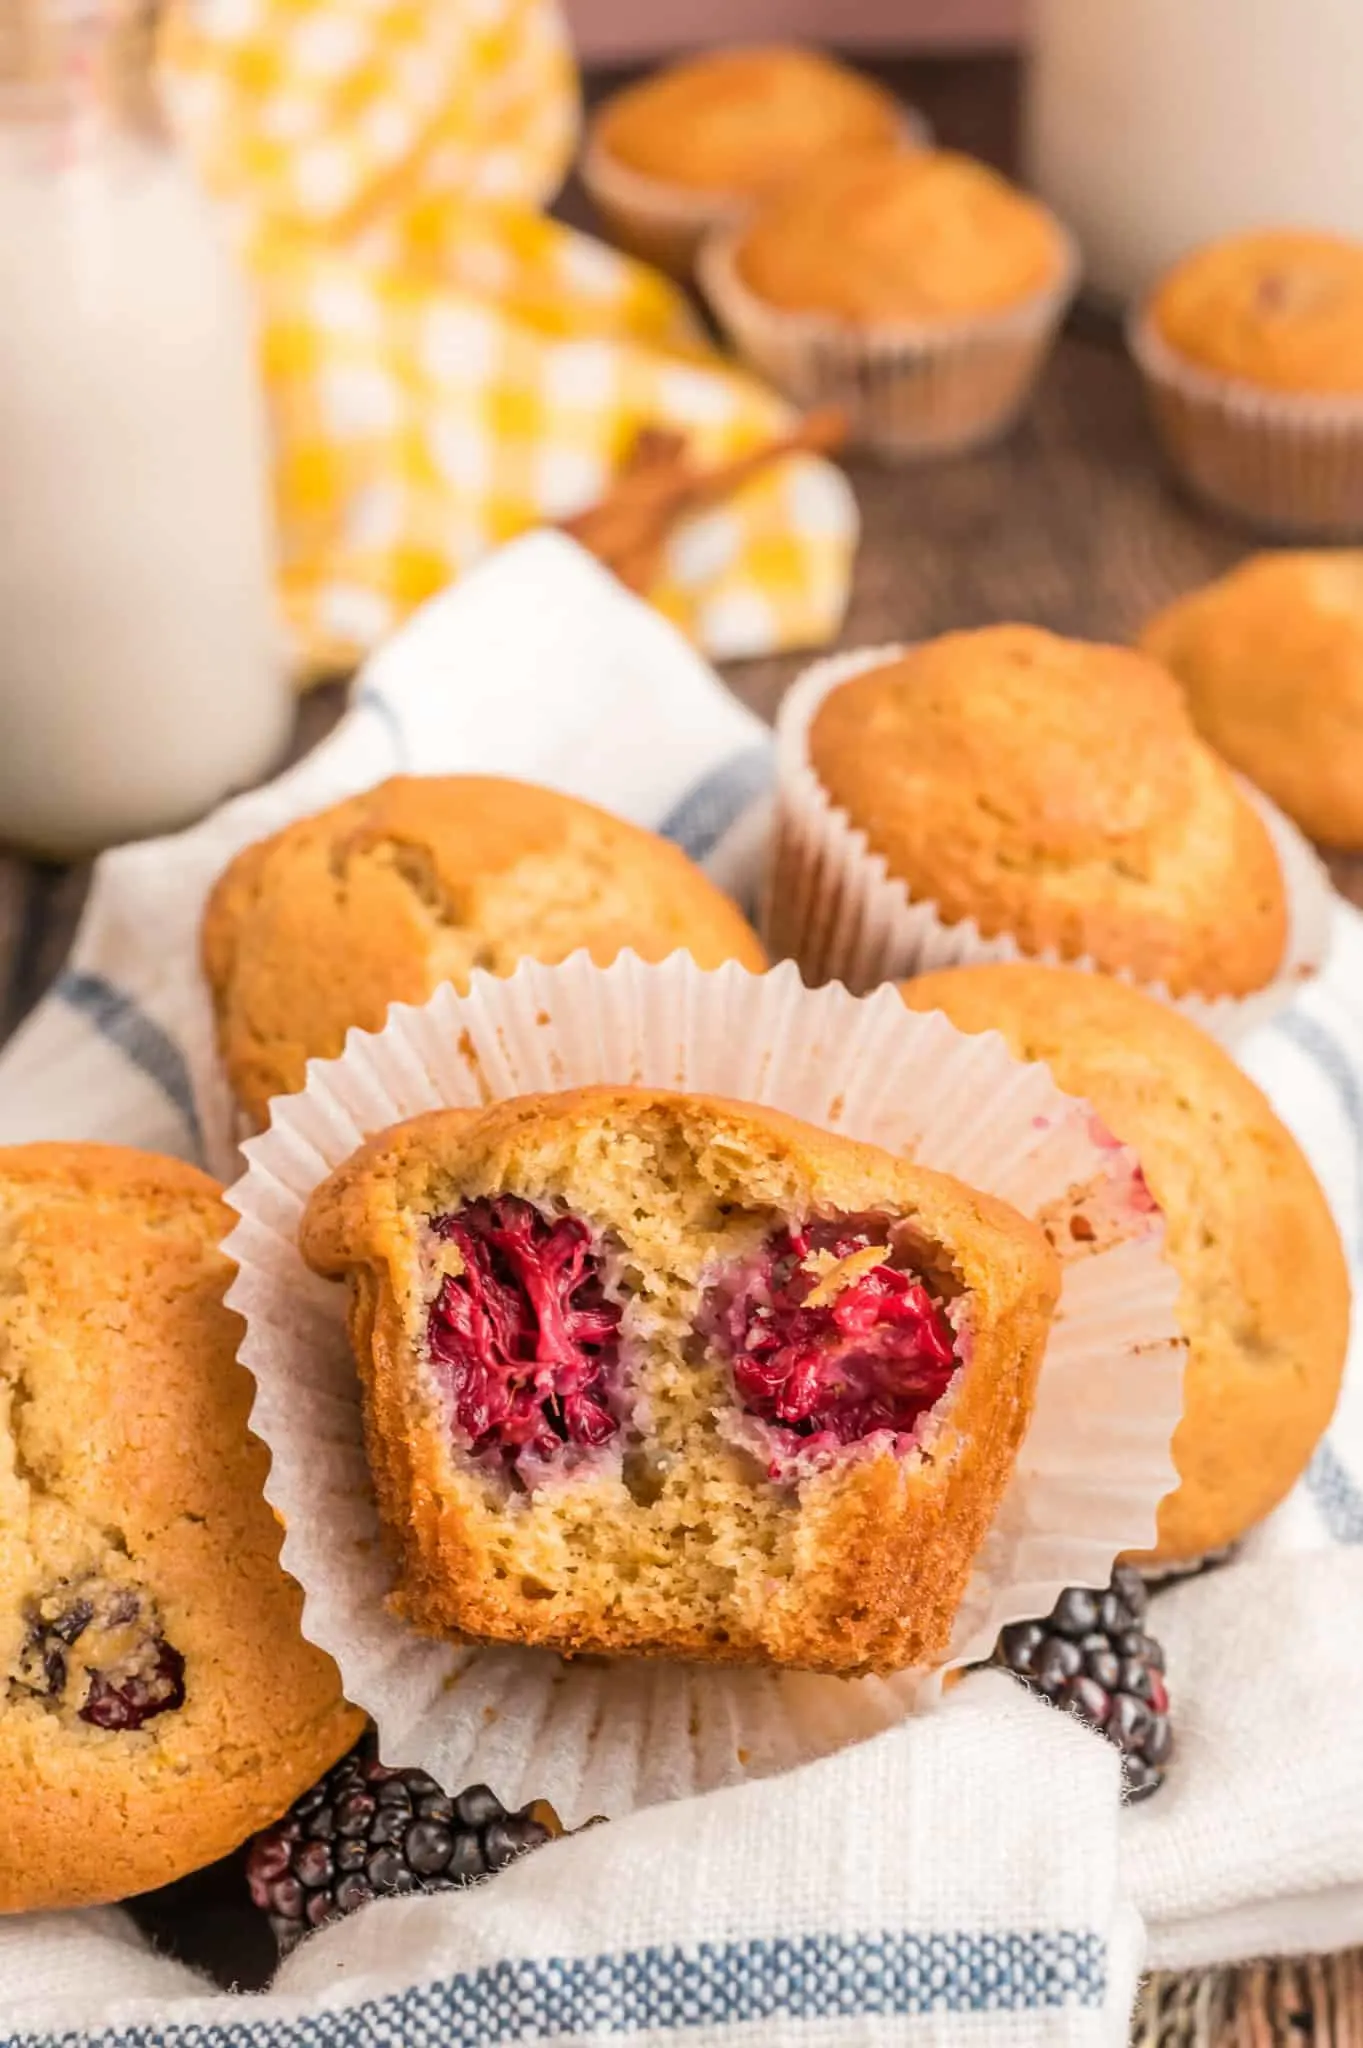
[161,0,857,682]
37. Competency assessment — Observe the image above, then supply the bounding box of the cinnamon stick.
[561,406,847,595]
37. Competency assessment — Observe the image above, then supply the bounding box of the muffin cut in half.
[301,1087,1060,1676]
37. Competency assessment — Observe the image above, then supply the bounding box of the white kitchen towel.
[0,530,1359,2041]
[0,1678,1143,2046]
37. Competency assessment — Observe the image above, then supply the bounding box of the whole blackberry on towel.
[247,1735,564,1953]
[992,1566,1172,1800]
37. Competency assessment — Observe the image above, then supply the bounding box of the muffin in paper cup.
[1129,310,1363,539]
[222,951,1182,1825]
[699,221,1079,463]
[765,643,1333,1045]
[581,107,931,283]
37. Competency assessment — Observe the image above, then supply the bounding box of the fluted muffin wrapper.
[765,644,1333,1045]
[1129,310,1363,538]
[223,952,1182,1825]
[581,108,932,281]
[698,222,1080,462]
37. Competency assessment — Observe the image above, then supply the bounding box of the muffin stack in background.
[585,46,1077,461]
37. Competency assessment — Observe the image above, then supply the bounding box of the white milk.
[1026,0,1363,306]
[0,9,290,857]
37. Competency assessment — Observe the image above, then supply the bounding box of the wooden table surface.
[3,48,1359,2044]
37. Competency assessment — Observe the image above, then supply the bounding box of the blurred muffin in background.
[1130,230,1363,536]
[700,150,1077,460]
[583,45,918,279]
[1142,550,1363,849]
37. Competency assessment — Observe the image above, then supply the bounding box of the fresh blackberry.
[991,1565,1172,1800]
[246,1736,569,1953]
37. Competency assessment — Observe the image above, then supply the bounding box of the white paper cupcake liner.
[581,108,931,281]
[765,644,1333,1045]
[223,952,1182,1825]
[1129,310,1363,538]
[698,224,1080,462]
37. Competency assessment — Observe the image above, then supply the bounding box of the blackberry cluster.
[246,1737,566,1953]
[992,1565,1172,1800]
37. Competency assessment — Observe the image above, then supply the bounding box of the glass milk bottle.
[0,0,290,856]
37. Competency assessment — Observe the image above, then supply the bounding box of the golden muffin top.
[593,44,905,196]
[805,625,1287,998]
[1147,230,1363,394]
[201,775,767,1129]
[1142,550,1363,848]
[731,149,1065,324]
[899,964,1349,1564]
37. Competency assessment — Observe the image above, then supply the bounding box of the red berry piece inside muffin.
[301,1088,1059,1676]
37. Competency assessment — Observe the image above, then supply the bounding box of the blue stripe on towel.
[354,684,409,769]
[54,971,200,1148]
[10,1929,1107,2046]
[1305,1441,1363,1545]
[657,748,773,863]
[1270,1010,1363,1262]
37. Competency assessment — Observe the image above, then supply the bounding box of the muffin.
[1,1143,362,1912]
[202,775,767,1130]
[300,1086,1060,1676]
[1130,230,1363,535]
[1142,550,1363,849]
[700,149,1078,460]
[900,965,1350,1566]
[768,625,1289,1000]
[583,45,915,279]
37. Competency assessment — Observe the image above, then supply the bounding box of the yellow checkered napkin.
[162,0,857,682]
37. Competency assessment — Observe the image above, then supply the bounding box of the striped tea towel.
[0,532,1360,2040]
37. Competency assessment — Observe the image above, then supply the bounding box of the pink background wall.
[564,0,1023,64]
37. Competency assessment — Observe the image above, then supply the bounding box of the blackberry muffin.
[300,1087,1060,1676]
[1,1144,362,1913]
[901,965,1350,1565]
[787,625,1287,997]
[1142,551,1363,849]
[701,151,1076,458]
[1131,230,1363,534]
[202,776,766,1130]
[583,45,912,278]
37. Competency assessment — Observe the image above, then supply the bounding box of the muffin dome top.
[1142,550,1363,849]
[202,775,766,1128]
[593,45,904,196]
[898,964,1349,1564]
[732,150,1064,323]
[1147,230,1363,394]
[0,1143,362,1911]
[805,625,1287,997]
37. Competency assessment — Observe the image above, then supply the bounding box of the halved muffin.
[300,1087,1059,1676]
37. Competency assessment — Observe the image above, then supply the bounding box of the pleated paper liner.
[1129,311,1363,539]
[765,644,1333,1045]
[697,224,1080,462]
[223,953,1182,1827]
[580,107,932,282]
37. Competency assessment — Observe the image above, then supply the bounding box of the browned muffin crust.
[900,966,1350,1564]
[302,1087,1059,1677]
[808,626,1287,998]
[1,1143,362,1913]
[1142,551,1363,850]
[202,776,767,1129]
